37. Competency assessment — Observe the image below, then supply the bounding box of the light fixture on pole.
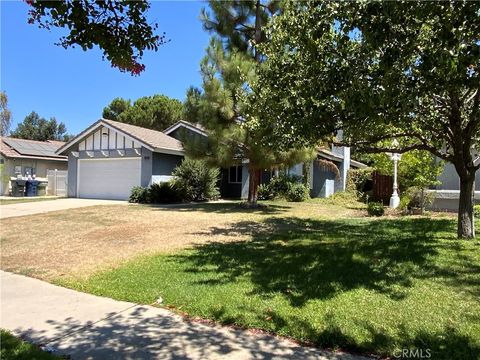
[389,139,402,209]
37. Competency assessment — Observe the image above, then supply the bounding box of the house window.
[229,165,242,184]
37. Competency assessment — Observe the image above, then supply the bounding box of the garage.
[78,158,141,200]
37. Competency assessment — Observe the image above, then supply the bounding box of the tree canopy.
[0,91,11,136]
[10,111,72,142]
[185,0,314,204]
[26,0,166,75]
[102,95,184,131]
[256,1,480,238]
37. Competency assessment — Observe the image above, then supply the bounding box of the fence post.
[54,169,58,196]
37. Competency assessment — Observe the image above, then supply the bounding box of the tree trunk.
[247,165,260,205]
[458,174,476,239]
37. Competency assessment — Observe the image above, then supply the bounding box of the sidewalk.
[0,271,369,360]
[0,198,126,219]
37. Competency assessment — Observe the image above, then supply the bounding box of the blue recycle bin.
[25,180,39,197]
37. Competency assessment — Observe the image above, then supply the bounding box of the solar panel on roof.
[3,138,61,157]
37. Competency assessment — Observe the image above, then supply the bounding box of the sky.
[1,0,211,134]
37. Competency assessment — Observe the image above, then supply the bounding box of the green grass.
[61,214,480,360]
[0,197,60,205]
[0,330,59,360]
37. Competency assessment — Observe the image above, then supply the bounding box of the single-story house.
[0,137,68,195]
[56,119,184,200]
[428,160,480,211]
[164,121,367,199]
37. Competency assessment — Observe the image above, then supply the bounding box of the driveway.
[0,271,368,360]
[0,198,126,219]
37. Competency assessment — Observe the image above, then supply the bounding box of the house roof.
[0,137,67,161]
[163,120,208,137]
[56,119,184,155]
[317,148,367,168]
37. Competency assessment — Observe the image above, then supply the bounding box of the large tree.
[102,95,184,131]
[186,0,314,205]
[26,0,166,75]
[10,111,71,142]
[0,91,12,136]
[256,1,479,238]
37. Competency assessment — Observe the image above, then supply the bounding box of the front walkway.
[0,271,368,360]
[0,198,126,219]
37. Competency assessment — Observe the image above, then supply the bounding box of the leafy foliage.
[285,182,310,202]
[259,173,310,202]
[10,111,72,141]
[129,186,149,204]
[172,158,220,202]
[360,150,443,192]
[185,1,315,204]
[346,168,373,194]
[0,91,11,136]
[367,202,385,217]
[256,1,480,237]
[148,182,182,204]
[399,186,435,212]
[102,95,184,131]
[27,0,167,75]
[474,205,480,218]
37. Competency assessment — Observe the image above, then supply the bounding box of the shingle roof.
[0,137,67,161]
[102,119,183,152]
[163,120,207,136]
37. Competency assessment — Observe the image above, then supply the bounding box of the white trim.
[56,120,155,155]
[153,147,184,156]
[164,121,207,137]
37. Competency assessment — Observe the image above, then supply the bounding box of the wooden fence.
[372,171,393,204]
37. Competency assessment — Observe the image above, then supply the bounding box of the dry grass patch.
[0,201,362,281]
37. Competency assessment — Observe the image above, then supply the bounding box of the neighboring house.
[165,121,367,199]
[56,119,184,200]
[429,160,480,211]
[0,137,67,195]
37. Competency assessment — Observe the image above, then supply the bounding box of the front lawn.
[62,211,480,359]
[0,330,59,360]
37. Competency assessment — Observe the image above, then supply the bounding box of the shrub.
[173,158,220,202]
[346,167,373,194]
[129,186,149,203]
[285,182,310,202]
[262,173,310,202]
[258,183,274,200]
[399,186,434,211]
[149,181,182,204]
[321,191,365,208]
[367,202,385,216]
[268,174,302,196]
[474,204,480,218]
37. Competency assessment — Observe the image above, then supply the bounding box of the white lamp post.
[388,140,402,209]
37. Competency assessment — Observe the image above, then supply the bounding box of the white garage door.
[78,158,141,200]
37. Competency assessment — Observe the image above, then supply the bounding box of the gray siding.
[152,152,183,176]
[312,161,336,198]
[141,148,153,187]
[436,163,480,191]
[67,153,78,197]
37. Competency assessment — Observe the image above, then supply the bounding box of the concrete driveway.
[0,271,369,360]
[0,198,126,219]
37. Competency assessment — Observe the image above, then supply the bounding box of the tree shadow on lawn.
[182,217,474,305]
[174,217,480,358]
[148,202,291,215]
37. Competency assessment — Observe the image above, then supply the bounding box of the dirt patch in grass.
[0,201,363,281]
